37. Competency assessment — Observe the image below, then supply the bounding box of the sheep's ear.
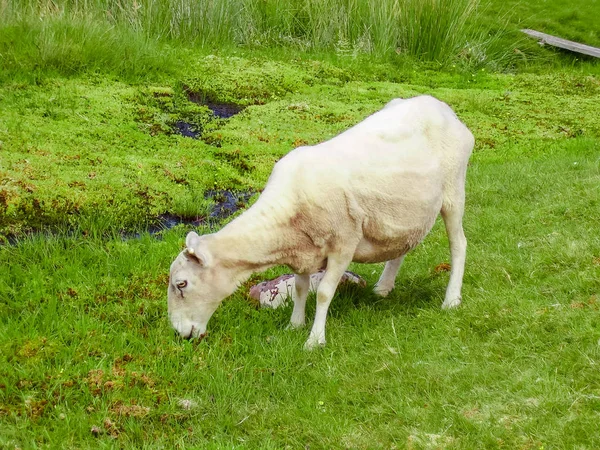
[184,231,210,266]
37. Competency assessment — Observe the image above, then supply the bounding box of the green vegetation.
[1,0,510,67]
[2,0,599,82]
[1,0,599,447]
[482,0,600,48]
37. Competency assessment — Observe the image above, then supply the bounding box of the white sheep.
[168,95,474,349]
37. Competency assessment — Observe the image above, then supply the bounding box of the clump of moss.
[181,56,318,106]
[134,86,215,138]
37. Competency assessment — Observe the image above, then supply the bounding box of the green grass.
[1,147,599,447]
[482,0,600,48]
[0,0,536,82]
[1,0,599,446]
[2,0,598,83]
[1,0,504,59]
[1,52,599,447]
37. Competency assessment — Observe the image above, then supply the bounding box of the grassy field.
[1,0,600,448]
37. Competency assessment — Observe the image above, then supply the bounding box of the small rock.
[177,398,198,410]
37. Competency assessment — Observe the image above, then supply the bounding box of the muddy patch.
[140,86,246,143]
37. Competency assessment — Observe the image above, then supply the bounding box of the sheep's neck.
[207,204,297,279]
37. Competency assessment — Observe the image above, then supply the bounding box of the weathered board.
[522,29,600,59]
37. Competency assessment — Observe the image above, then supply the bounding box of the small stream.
[2,189,255,245]
[157,99,253,234]
[125,94,252,238]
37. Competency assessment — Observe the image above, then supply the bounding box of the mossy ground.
[2,55,599,237]
[1,53,599,448]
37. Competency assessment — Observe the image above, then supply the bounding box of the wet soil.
[186,90,245,119]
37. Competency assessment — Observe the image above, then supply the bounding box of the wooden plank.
[521,29,600,59]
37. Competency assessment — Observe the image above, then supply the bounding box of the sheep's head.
[167,231,234,340]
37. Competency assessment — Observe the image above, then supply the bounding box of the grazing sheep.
[168,95,474,349]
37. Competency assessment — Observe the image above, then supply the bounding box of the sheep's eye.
[176,280,188,289]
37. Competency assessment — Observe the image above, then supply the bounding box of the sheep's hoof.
[286,321,305,330]
[373,284,393,297]
[303,337,325,351]
[442,296,462,309]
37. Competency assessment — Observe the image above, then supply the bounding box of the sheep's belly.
[353,217,438,264]
[353,235,418,263]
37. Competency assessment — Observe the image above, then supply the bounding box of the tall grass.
[399,0,476,60]
[0,0,513,79]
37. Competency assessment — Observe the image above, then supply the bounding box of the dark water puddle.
[147,214,205,236]
[174,121,201,139]
[186,90,245,119]
[149,189,255,236]
[205,190,254,219]
[206,103,244,119]
[172,101,244,140]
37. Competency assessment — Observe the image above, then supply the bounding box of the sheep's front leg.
[374,256,405,297]
[289,273,310,328]
[305,256,350,350]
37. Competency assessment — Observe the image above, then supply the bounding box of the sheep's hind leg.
[374,256,405,297]
[289,273,310,329]
[304,255,351,350]
[441,203,467,309]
